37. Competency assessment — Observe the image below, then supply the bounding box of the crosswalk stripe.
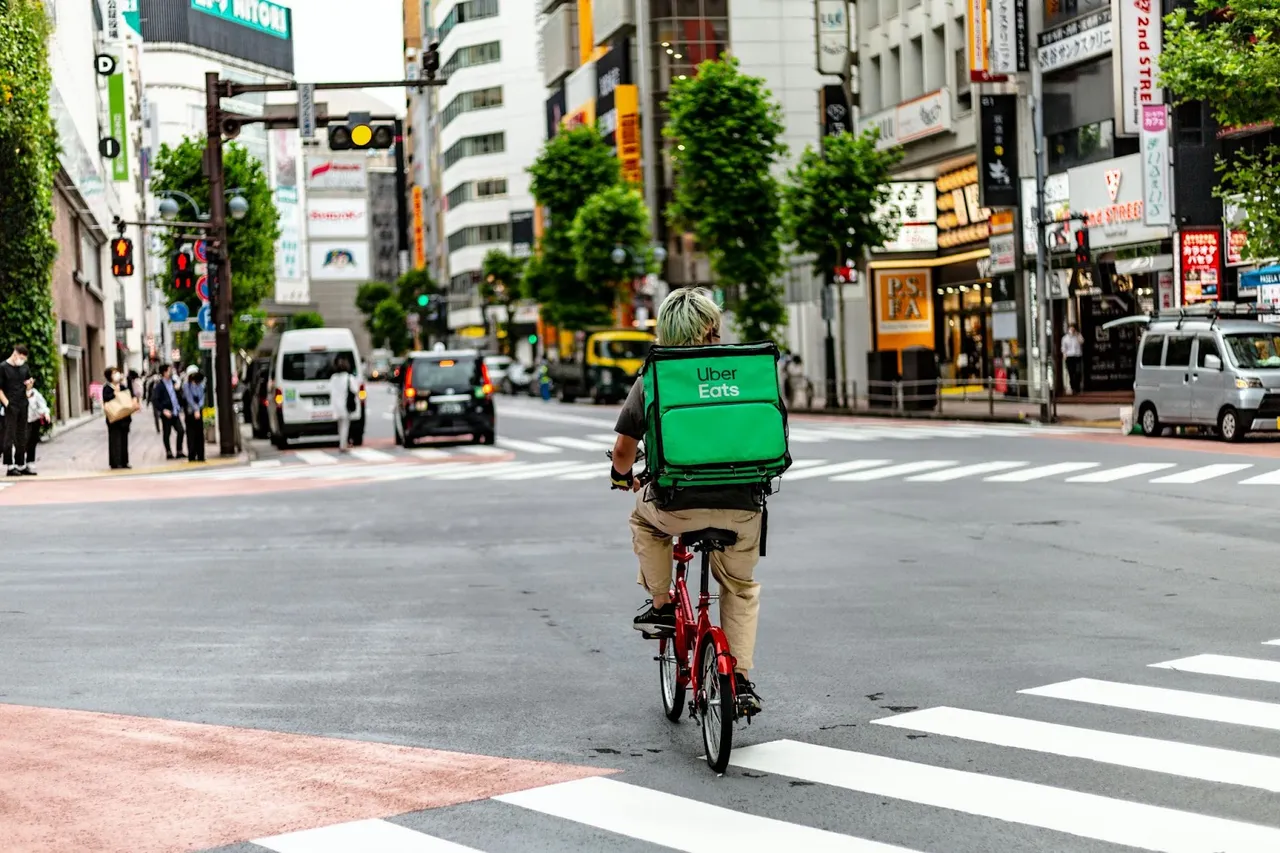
[410,448,451,461]
[784,459,892,481]
[811,428,878,442]
[730,739,1280,851]
[250,459,283,469]
[496,437,561,454]
[786,458,829,470]
[541,436,613,452]
[1151,654,1280,685]
[984,461,1099,481]
[1238,468,1280,485]
[256,817,481,852]
[906,461,1027,481]
[1264,639,1280,647]
[458,446,507,457]
[1021,678,1280,731]
[1151,463,1254,483]
[1065,462,1177,482]
[783,429,829,443]
[427,462,528,480]
[831,460,957,481]
[349,448,396,463]
[873,705,1280,793]
[294,450,337,466]
[493,461,593,480]
[557,464,609,480]
[496,776,921,852]
[586,433,620,443]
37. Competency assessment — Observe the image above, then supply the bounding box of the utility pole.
[393,117,410,277]
[1029,58,1054,423]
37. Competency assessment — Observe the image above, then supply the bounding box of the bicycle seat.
[680,527,738,550]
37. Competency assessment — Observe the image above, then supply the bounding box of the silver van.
[1117,309,1280,441]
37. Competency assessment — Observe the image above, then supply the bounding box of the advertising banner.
[511,210,535,259]
[874,269,934,352]
[595,40,631,148]
[190,0,290,39]
[821,84,851,138]
[859,89,952,150]
[876,182,939,252]
[107,73,128,181]
[412,186,426,270]
[310,242,370,281]
[1038,7,1112,73]
[816,0,851,76]
[1179,227,1222,304]
[978,94,1018,208]
[1140,105,1171,227]
[1226,228,1248,267]
[990,0,1028,74]
[616,84,642,186]
[1115,0,1162,137]
[270,129,304,303]
[307,198,369,239]
[306,158,367,191]
[1068,153,1168,249]
[968,0,1002,81]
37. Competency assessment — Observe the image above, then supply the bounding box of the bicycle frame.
[670,540,736,705]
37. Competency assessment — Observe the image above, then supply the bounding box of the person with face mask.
[0,344,35,476]
[102,367,135,470]
[183,365,206,463]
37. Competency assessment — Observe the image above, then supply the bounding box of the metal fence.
[796,377,1052,420]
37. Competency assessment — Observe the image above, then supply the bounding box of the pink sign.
[1142,104,1168,133]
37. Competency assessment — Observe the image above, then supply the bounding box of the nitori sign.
[190,0,290,40]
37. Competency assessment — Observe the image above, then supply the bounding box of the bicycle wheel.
[699,640,734,773]
[659,636,686,722]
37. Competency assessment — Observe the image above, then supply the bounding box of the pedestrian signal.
[328,111,395,150]
[1074,228,1091,269]
[422,42,440,80]
[173,250,195,291]
[527,334,538,345]
[111,238,134,277]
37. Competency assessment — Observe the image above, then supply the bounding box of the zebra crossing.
[248,634,1280,852]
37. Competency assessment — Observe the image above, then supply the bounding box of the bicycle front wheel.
[699,640,734,773]
[659,636,686,722]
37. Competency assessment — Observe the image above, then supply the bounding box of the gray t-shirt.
[614,379,760,512]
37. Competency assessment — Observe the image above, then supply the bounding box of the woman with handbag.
[22,384,50,466]
[329,355,358,453]
[102,368,137,469]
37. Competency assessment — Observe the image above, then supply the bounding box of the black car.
[394,349,496,446]
[241,357,272,436]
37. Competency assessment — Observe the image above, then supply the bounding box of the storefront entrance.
[940,284,992,381]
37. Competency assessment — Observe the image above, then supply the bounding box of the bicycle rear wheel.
[699,640,734,773]
[659,636,686,722]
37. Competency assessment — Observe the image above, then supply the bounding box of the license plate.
[439,402,463,415]
[311,395,330,406]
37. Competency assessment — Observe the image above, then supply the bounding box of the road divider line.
[782,460,892,481]
[1238,468,1280,485]
[256,817,482,852]
[1151,654,1280,685]
[1151,463,1254,483]
[1021,678,1280,731]
[985,461,1099,482]
[906,461,1027,481]
[541,436,614,452]
[831,460,957,481]
[349,448,396,463]
[872,705,1280,792]
[294,450,338,466]
[495,776,920,852]
[729,739,1280,851]
[495,437,561,454]
[1064,462,1177,483]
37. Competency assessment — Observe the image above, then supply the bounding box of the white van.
[266,328,365,449]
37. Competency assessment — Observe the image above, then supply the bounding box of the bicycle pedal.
[641,629,674,640]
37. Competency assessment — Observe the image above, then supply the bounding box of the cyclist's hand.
[610,466,635,491]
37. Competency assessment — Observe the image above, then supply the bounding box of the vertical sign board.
[874,269,935,363]
[1179,228,1222,304]
[1114,0,1162,136]
[815,0,850,76]
[107,73,128,181]
[1140,105,1171,227]
[978,94,1019,208]
[412,186,426,270]
[990,0,1028,74]
[820,84,851,139]
[616,85,643,187]
[968,0,1004,81]
[298,83,315,141]
[510,210,535,259]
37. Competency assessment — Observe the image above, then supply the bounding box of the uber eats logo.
[697,366,740,399]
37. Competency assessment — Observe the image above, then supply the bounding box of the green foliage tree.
[1161,0,1280,259]
[150,137,280,357]
[0,0,60,401]
[355,281,395,324]
[394,267,441,342]
[568,185,654,328]
[528,124,623,329]
[664,57,788,344]
[370,298,410,354]
[289,311,325,330]
[481,249,526,354]
[782,129,904,278]
[232,306,267,353]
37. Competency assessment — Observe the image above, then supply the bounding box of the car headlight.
[1235,376,1264,389]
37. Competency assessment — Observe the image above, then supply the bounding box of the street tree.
[370,298,410,354]
[1161,0,1280,259]
[394,267,442,341]
[355,281,394,334]
[664,56,788,344]
[481,249,526,354]
[569,184,654,327]
[150,137,280,354]
[0,0,60,399]
[232,307,267,353]
[288,311,325,330]
[782,129,904,279]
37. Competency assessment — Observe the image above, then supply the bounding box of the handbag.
[104,388,135,424]
[346,385,357,414]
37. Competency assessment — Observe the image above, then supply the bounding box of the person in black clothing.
[101,367,133,469]
[0,344,35,476]
[150,363,186,459]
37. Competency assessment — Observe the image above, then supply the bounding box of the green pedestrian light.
[417,294,429,307]
[528,334,538,345]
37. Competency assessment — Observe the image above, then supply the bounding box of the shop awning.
[1240,264,1280,291]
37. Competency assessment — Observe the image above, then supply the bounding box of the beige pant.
[630,496,762,673]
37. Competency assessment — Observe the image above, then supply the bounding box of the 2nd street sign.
[167,302,190,323]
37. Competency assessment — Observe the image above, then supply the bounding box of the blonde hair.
[656,287,721,346]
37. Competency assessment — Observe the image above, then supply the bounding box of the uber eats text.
[696,366,740,399]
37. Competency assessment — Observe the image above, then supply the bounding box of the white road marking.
[783,429,830,443]
[541,436,614,452]
[348,448,396,463]
[1021,678,1280,731]
[1150,463,1254,483]
[873,705,1280,792]
[1151,654,1280,685]
[493,403,617,428]
[785,458,829,470]
[831,460,957,481]
[493,461,595,480]
[458,446,507,457]
[557,464,611,480]
[984,461,1100,481]
[906,461,1027,481]
[256,817,481,852]
[1264,639,1280,647]
[730,739,1280,851]
[427,462,529,480]
[783,460,892,481]
[496,437,561,454]
[294,450,338,466]
[496,776,921,852]
[1064,462,1178,482]
[1238,468,1280,485]
[409,448,451,461]
[250,459,283,468]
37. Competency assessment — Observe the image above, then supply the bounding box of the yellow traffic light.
[350,124,372,147]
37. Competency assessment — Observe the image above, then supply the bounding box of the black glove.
[610,466,634,490]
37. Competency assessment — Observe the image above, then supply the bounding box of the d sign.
[95,54,117,76]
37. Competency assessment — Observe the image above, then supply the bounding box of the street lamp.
[154,188,249,222]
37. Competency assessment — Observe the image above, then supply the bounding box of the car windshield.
[282,350,355,381]
[1225,333,1280,369]
[595,338,652,360]
[411,357,477,389]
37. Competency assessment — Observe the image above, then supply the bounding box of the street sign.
[298,83,316,140]
[197,303,215,332]
[95,53,117,76]
[99,137,121,158]
[197,331,216,351]
[196,275,209,302]
[193,240,207,262]
[167,302,190,323]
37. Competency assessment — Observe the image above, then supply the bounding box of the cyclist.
[610,287,764,713]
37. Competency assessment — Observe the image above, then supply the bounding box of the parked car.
[266,327,366,449]
[503,361,535,395]
[368,348,393,381]
[394,348,495,446]
[484,355,513,393]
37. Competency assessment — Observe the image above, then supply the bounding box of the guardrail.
[794,377,1052,420]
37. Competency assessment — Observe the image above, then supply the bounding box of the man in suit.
[150,363,186,459]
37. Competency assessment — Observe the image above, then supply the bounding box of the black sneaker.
[633,600,676,634]
[735,674,762,714]
[5,468,20,477]
[20,467,36,476]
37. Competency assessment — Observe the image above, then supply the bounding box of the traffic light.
[172,249,195,291]
[417,293,430,307]
[110,238,134,277]
[328,111,395,150]
[1074,228,1091,269]
[422,42,440,80]
[528,334,538,345]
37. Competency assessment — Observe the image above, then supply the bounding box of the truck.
[549,328,655,404]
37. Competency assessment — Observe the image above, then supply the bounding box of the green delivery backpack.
[641,342,792,490]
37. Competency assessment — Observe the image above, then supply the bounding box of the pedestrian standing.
[101,367,136,469]
[23,383,50,466]
[329,355,358,452]
[1062,324,1085,395]
[183,365,206,463]
[150,363,186,459]
[0,344,35,476]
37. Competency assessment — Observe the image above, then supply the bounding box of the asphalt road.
[6,386,1280,852]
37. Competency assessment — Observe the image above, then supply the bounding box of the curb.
[38,454,249,481]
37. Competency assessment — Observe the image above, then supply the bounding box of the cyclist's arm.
[612,433,639,475]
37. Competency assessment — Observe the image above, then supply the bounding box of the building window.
[905,36,923,100]
[926,26,946,92]
[441,86,503,127]
[650,4,728,95]
[437,0,499,42]
[476,177,507,197]
[1047,120,1121,172]
[954,46,972,111]
[1044,0,1108,29]
[445,177,508,210]
[865,55,882,113]
[442,131,505,169]
[441,40,502,78]
[450,270,482,294]
[447,222,511,253]
[885,46,901,106]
